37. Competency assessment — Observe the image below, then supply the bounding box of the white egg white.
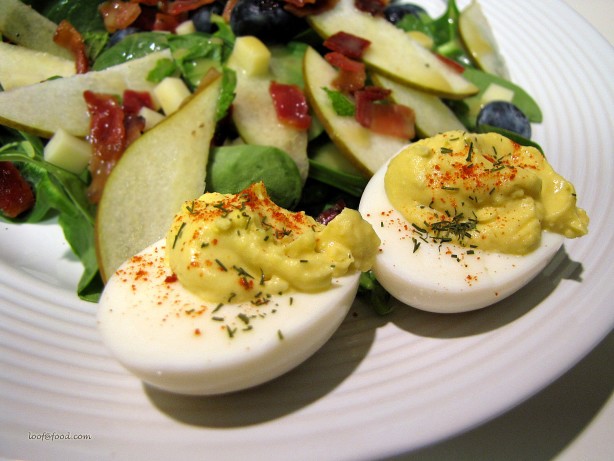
[359,158,565,314]
[97,239,360,395]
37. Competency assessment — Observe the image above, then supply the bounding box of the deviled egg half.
[359,131,588,313]
[98,182,380,395]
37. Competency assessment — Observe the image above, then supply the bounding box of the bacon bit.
[283,0,317,7]
[0,162,35,218]
[123,90,155,116]
[165,273,178,283]
[84,91,127,204]
[323,31,371,59]
[283,0,339,17]
[355,87,415,139]
[99,1,142,33]
[435,54,466,74]
[221,0,238,21]
[354,0,386,16]
[53,20,89,74]
[325,52,366,92]
[269,81,312,130]
[164,0,216,15]
[124,113,146,146]
[152,12,182,31]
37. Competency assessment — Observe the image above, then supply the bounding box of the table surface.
[398,1,614,460]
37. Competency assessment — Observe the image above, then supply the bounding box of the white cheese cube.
[226,36,271,77]
[44,129,91,174]
[153,77,191,115]
[481,83,514,105]
[175,20,196,35]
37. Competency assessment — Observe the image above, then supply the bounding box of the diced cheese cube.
[153,77,191,115]
[226,36,271,77]
[44,128,91,174]
[139,106,166,131]
[481,83,515,105]
[175,20,196,35]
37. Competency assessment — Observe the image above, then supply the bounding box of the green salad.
[0,0,542,312]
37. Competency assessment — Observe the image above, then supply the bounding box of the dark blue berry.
[108,27,140,47]
[476,101,532,139]
[229,0,306,44]
[192,2,225,34]
[384,3,427,25]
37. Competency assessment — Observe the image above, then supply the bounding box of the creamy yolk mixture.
[166,182,380,303]
[385,131,589,255]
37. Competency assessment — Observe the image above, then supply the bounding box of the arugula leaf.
[0,131,101,301]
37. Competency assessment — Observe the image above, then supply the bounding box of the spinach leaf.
[92,32,170,70]
[206,145,303,209]
[0,131,102,302]
[461,68,543,123]
[41,0,105,33]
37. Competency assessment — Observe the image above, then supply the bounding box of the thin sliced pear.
[371,73,466,138]
[0,50,171,138]
[303,47,407,176]
[308,0,478,99]
[459,0,509,79]
[95,72,222,282]
[0,0,74,60]
[0,42,75,90]
[231,75,309,182]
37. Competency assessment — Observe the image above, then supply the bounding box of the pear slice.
[227,37,309,182]
[459,0,509,79]
[0,0,74,60]
[303,47,407,176]
[0,42,75,90]
[307,0,478,99]
[231,75,309,182]
[370,73,466,138]
[95,72,222,282]
[0,50,171,138]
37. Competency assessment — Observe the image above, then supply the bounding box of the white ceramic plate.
[1,1,613,459]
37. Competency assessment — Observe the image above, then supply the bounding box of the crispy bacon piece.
[269,81,312,130]
[354,0,386,16]
[53,20,89,74]
[283,0,339,17]
[84,91,127,204]
[99,0,142,32]
[325,52,366,93]
[122,90,155,116]
[152,12,182,31]
[435,54,466,74]
[163,0,216,14]
[0,162,35,218]
[355,87,415,139]
[324,31,371,59]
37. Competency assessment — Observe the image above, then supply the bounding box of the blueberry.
[109,27,140,47]
[192,2,225,34]
[384,3,427,25]
[476,101,532,139]
[229,0,306,43]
